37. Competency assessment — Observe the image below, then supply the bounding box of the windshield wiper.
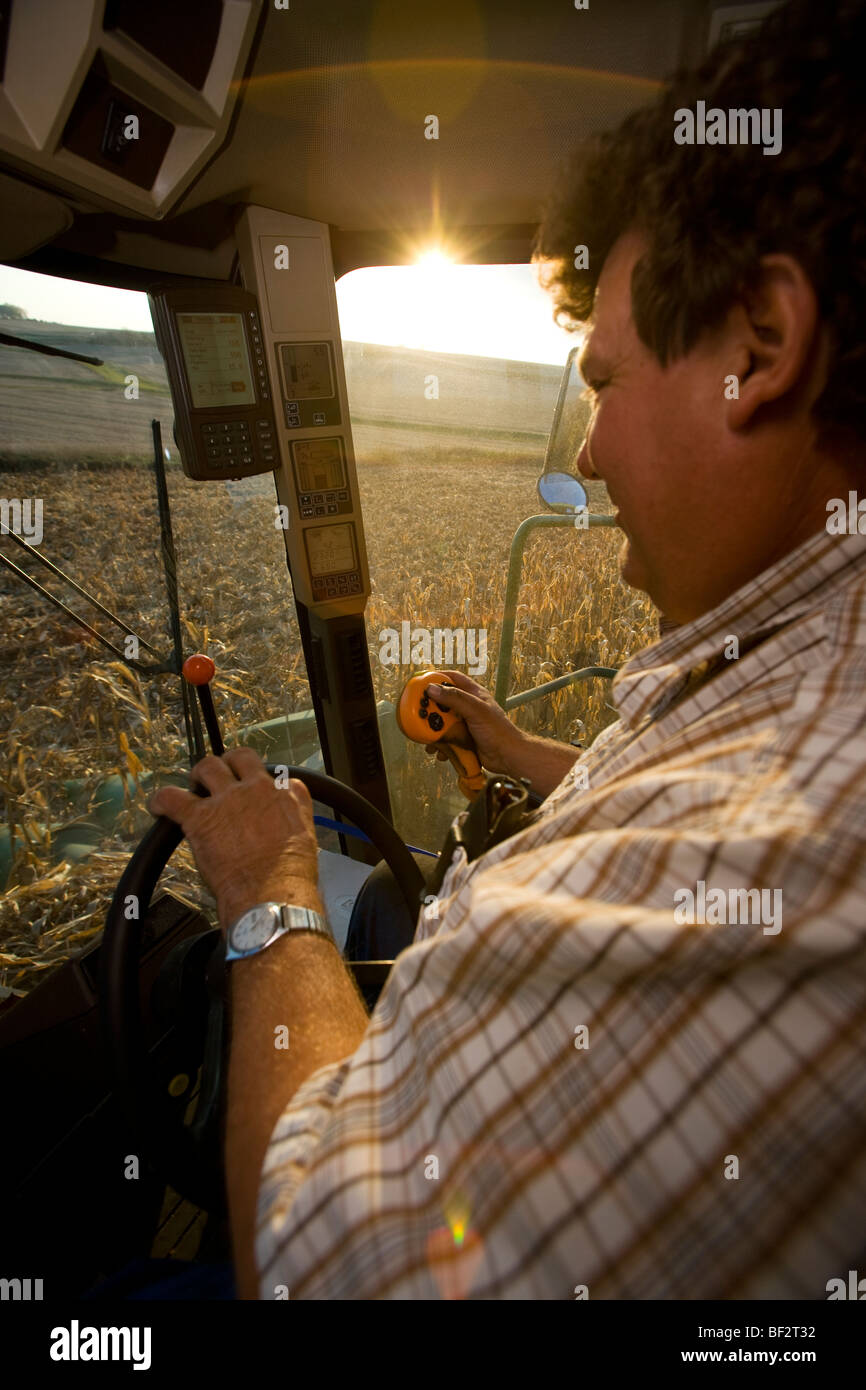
[0,330,104,367]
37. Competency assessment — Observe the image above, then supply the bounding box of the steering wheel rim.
[99,763,426,1211]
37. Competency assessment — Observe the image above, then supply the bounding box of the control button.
[428,712,444,732]
[202,423,216,435]
[220,422,231,432]
[300,494,311,505]
[206,446,223,458]
[287,417,299,427]
[337,490,348,500]
[314,505,325,515]
[312,493,324,503]
[301,507,314,517]
[327,504,338,514]
[313,412,326,426]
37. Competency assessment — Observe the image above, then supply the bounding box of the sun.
[415,248,454,271]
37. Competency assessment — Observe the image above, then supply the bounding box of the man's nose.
[575,433,598,481]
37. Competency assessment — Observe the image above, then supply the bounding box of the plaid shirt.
[255,524,866,1299]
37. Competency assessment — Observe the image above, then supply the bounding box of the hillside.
[0,318,565,464]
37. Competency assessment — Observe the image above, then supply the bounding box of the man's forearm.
[504,731,583,798]
[225,882,369,1300]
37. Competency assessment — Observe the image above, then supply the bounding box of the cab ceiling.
[10,0,720,287]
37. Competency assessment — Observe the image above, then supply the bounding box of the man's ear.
[725,253,822,431]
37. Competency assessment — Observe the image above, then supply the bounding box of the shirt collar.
[611,526,866,729]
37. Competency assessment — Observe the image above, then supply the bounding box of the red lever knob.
[182,653,216,686]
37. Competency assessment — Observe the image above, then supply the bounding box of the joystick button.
[428,712,444,732]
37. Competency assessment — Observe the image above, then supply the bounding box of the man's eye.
[581,380,608,402]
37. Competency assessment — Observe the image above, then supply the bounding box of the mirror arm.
[494,514,618,710]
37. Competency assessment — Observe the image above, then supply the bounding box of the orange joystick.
[396,670,486,801]
[182,653,224,756]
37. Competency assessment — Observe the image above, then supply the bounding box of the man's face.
[573,231,811,625]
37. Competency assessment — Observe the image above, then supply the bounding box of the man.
[151,0,866,1298]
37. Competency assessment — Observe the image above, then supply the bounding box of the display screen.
[291,438,346,493]
[176,312,255,409]
[303,523,358,577]
[280,342,335,400]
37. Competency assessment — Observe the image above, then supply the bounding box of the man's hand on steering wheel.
[148,747,320,931]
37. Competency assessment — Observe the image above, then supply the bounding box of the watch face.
[230,906,278,955]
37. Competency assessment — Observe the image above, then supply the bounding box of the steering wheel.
[98,764,426,1212]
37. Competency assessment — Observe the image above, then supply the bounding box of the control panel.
[148,284,279,480]
[234,207,370,615]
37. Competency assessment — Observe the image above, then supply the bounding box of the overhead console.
[0,0,263,218]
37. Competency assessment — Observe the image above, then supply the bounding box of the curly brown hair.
[533,0,866,450]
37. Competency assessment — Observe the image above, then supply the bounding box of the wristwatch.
[224,902,333,963]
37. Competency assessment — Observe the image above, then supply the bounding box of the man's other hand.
[148,748,319,930]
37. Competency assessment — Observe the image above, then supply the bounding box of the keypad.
[199,419,277,472]
[298,488,351,518]
[311,570,363,601]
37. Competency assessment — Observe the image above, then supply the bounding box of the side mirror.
[537,343,591,513]
[536,471,588,513]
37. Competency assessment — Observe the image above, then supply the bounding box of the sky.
[0,256,579,367]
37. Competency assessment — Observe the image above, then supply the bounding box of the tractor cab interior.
[0,0,766,1299]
